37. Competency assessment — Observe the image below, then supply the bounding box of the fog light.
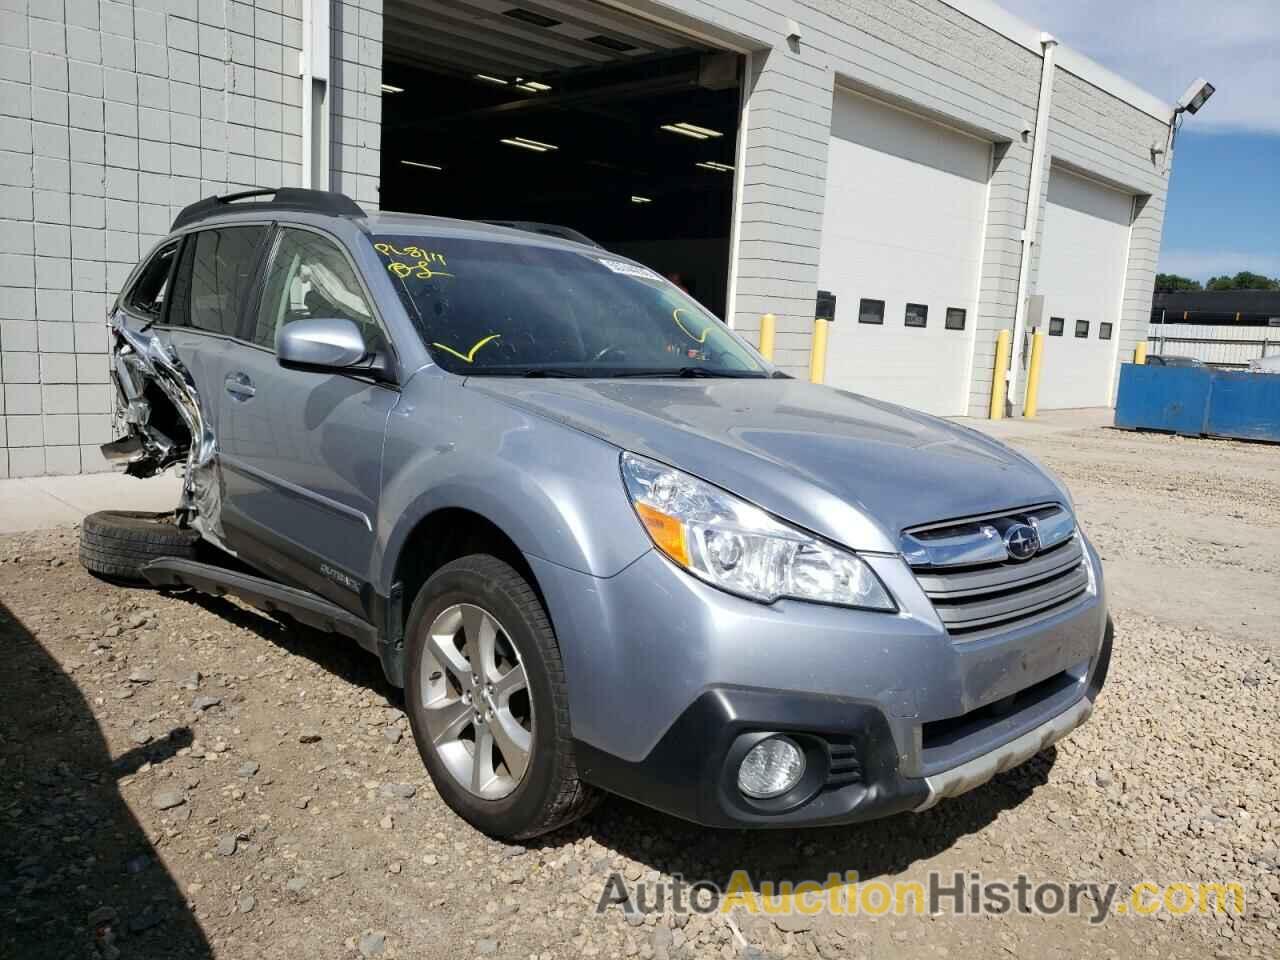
[737,736,805,799]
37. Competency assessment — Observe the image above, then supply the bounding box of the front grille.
[904,505,1089,637]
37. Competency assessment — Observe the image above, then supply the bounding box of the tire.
[404,554,599,840]
[79,510,201,583]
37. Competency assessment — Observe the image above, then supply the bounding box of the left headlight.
[620,452,895,610]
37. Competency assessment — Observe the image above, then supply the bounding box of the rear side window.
[126,240,180,317]
[181,226,268,336]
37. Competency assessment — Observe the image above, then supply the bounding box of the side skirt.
[143,556,380,655]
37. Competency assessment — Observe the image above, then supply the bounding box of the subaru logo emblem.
[1004,523,1039,561]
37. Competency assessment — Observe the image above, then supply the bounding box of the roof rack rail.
[482,220,602,249]
[171,188,364,231]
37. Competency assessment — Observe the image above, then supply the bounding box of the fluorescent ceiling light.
[516,80,552,93]
[475,74,508,85]
[401,160,443,170]
[631,195,652,204]
[675,122,722,138]
[661,121,723,140]
[587,34,635,52]
[380,83,404,93]
[500,136,558,152]
[661,124,708,140]
[502,8,560,28]
[695,161,734,172]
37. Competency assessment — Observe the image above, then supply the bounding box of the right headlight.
[620,452,895,611]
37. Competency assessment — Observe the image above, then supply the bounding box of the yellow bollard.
[758,313,776,362]
[1134,341,1147,365]
[809,318,830,384]
[990,329,1011,420]
[1023,331,1045,418]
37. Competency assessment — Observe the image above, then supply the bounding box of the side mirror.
[277,318,390,379]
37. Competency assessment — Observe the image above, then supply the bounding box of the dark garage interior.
[378,1,742,317]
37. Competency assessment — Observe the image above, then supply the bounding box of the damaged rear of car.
[104,315,218,528]
[82,229,231,581]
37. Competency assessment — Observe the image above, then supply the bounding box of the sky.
[998,0,1279,283]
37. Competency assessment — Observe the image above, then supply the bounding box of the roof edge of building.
[942,0,1174,124]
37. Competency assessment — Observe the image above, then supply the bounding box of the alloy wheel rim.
[419,603,533,800]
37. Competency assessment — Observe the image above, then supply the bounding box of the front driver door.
[217,224,400,616]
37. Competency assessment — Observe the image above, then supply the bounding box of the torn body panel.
[104,312,229,549]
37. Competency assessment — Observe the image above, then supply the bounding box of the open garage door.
[378,1,741,318]
[817,89,991,416]
[1033,167,1133,409]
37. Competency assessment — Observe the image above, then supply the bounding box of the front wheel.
[403,555,598,839]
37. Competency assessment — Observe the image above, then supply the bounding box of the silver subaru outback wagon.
[86,188,1112,839]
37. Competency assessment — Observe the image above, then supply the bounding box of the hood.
[465,377,1068,553]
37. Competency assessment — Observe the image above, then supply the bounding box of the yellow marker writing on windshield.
[432,334,501,363]
[388,260,454,280]
[375,243,447,266]
[673,307,711,344]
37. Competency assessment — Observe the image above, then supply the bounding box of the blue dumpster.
[1204,370,1280,443]
[1114,364,1280,443]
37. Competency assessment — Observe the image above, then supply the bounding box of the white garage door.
[817,89,991,416]
[1034,167,1133,409]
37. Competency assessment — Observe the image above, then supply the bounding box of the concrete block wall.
[0,0,378,477]
[328,0,379,209]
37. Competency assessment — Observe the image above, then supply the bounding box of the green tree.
[1155,273,1203,292]
[1205,271,1279,291]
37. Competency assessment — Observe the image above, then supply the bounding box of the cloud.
[1157,250,1280,283]
[997,0,1280,134]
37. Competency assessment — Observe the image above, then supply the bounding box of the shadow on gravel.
[555,754,1057,895]
[159,589,1054,896]
[169,591,401,705]
[0,600,212,960]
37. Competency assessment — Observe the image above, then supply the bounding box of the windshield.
[370,234,768,378]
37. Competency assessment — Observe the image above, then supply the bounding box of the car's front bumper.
[528,535,1111,828]
[571,622,1110,828]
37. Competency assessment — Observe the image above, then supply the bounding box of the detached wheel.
[404,555,599,840]
[79,510,201,583]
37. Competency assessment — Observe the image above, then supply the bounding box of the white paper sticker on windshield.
[596,257,663,282]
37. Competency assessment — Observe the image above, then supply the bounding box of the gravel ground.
[1,424,1277,960]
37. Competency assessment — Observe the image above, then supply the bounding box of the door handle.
[224,371,256,400]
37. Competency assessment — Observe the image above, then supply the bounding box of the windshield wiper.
[520,369,580,378]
